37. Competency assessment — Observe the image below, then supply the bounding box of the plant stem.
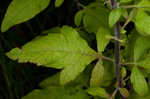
[110,0,122,88]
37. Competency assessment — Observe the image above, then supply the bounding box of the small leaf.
[90,60,104,87]
[74,10,85,26]
[96,26,111,52]
[55,0,64,7]
[109,8,122,28]
[130,66,149,96]
[87,87,109,98]
[121,67,127,79]
[134,10,150,36]
[119,88,129,98]
[1,0,51,32]
[6,26,97,85]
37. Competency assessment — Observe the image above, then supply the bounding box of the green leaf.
[129,92,150,99]
[55,0,64,7]
[109,8,122,28]
[86,87,109,98]
[42,27,61,34]
[101,60,115,87]
[134,10,150,36]
[121,67,127,79]
[6,48,21,60]
[1,0,51,32]
[120,0,132,3]
[138,0,150,12]
[90,60,104,87]
[96,26,111,52]
[130,66,149,96]
[22,86,90,99]
[134,36,150,61]
[83,5,109,33]
[6,26,97,85]
[74,10,85,27]
[39,73,60,88]
[119,88,129,98]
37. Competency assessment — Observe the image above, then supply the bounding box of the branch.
[110,0,122,88]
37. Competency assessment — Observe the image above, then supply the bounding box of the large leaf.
[1,0,51,32]
[7,26,97,85]
[134,10,150,36]
[90,60,104,87]
[96,26,111,52]
[22,86,90,99]
[134,35,150,61]
[130,66,149,96]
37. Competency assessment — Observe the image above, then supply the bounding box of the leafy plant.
[1,0,150,99]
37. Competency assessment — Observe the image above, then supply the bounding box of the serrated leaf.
[74,10,85,27]
[134,10,150,36]
[109,8,122,28]
[6,48,21,60]
[87,87,109,98]
[96,26,111,52]
[55,0,64,7]
[130,66,149,96]
[6,26,97,85]
[22,86,90,99]
[119,88,129,98]
[83,5,109,33]
[1,0,51,32]
[134,36,150,61]
[90,60,104,87]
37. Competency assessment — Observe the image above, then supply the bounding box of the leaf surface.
[134,36,150,61]
[90,60,104,87]
[87,87,109,98]
[22,86,90,99]
[109,8,122,28]
[7,26,97,85]
[134,10,150,36]
[55,0,64,7]
[83,5,109,33]
[1,0,51,32]
[130,66,149,96]
[96,26,111,52]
